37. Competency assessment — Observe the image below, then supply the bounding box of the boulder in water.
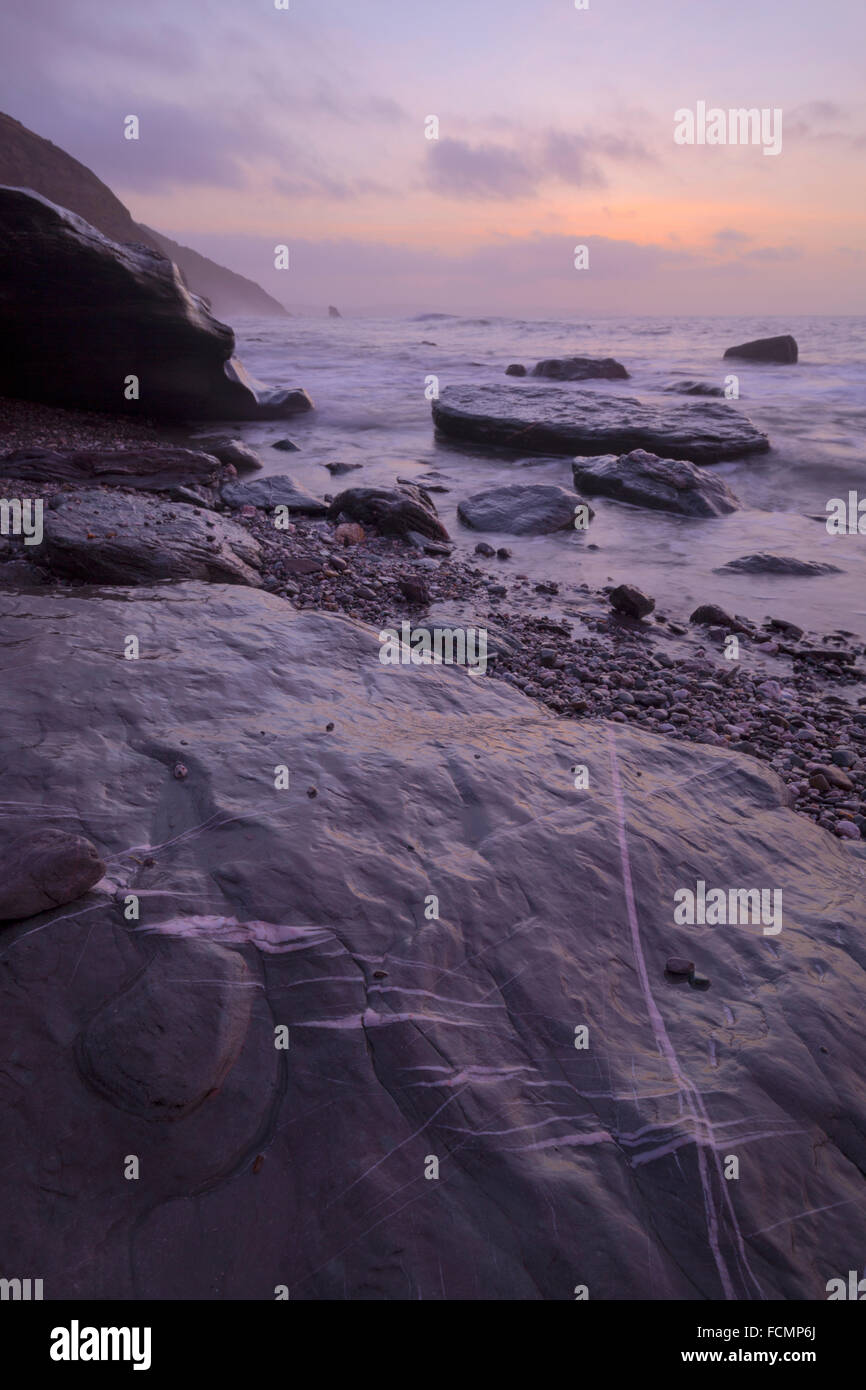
[571,449,742,517]
[717,553,843,577]
[457,483,592,535]
[723,334,798,364]
[532,356,629,381]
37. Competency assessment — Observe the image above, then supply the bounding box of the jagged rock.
[1,580,865,1298]
[609,583,655,619]
[717,554,843,577]
[458,483,592,535]
[0,187,313,420]
[572,449,741,517]
[433,385,769,464]
[328,305,342,319]
[0,828,104,921]
[532,356,629,381]
[0,445,224,490]
[221,474,328,516]
[723,334,798,364]
[327,484,449,541]
[505,364,527,377]
[323,461,362,475]
[41,489,262,585]
[663,380,725,397]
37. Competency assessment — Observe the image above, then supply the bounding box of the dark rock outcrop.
[1,580,864,1299]
[0,187,312,420]
[328,305,342,318]
[0,828,104,921]
[505,363,527,377]
[0,111,287,318]
[717,554,843,577]
[532,356,629,381]
[609,583,655,619]
[723,334,798,364]
[221,474,328,516]
[572,449,742,517]
[41,489,262,585]
[432,385,769,464]
[0,445,225,490]
[457,483,592,535]
[327,484,449,541]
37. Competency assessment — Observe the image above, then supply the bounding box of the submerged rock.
[663,380,725,397]
[1,580,864,1298]
[723,334,798,364]
[0,828,104,921]
[433,385,769,464]
[532,356,629,381]
[457,483,591,535]
[505,363,527,377]
[327,484,449,541]
[0,186,313,420]
[41,489,262,585]
[221,474,328,516]
[572,448,742,517]
[717,554,843,577]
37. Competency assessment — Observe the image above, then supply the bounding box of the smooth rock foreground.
[432,384,770,464]
[1,582,864,1300]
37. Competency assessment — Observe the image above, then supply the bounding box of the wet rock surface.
[0,445,226,490]
[220,474,328,515]
[0,828,105,920]
[41,488,262,585]
[327,484,450,541]
[572,448,742,517]
[0,581,864,1299]
[433,384,770,463]
[457,482,590,535]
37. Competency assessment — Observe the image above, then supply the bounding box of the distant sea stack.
[328,305,342,318]
[0,111,287,319]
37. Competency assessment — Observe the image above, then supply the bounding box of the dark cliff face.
[0,111,287,319]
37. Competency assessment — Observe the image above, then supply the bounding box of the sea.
[215,314,866,642]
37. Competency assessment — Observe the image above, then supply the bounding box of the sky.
[3,0,865,315]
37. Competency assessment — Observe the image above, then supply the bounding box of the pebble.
[665,957,695,976]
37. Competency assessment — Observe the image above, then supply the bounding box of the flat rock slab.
[717,553,843,576]
[1,581,864,1299]
[42,489,262,585]
[532,356,629,381]
[0,446,224,490]
[221,474,328,515]
[724,334,798,364]
[458,482,591,534]
[433,384,769,464]
[572,448,742,517]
